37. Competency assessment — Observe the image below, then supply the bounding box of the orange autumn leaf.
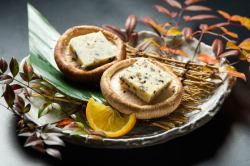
[229,15,250,30]
[170,49,189,57]
[160,46,189,57]
[231,15,243,22]
[162,22,171,28]
[217,10,231,20]
[241,50,250,61]
[56,118,74,128]
[240,17,250,30]
[221,66,246,81]
[239,39,250,51]
[226,41,240,50]
[198,53,219,65]
[150,33,188,57]
[226,70,246,81]
[143,16,166,35]
[220,27,238,39]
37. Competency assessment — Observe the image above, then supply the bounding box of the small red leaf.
[128,32,138,43]
[219,50,240,57]
[0,57,8,73]
[11,84,23,93]
[23,62,34,82]
[11,84,23,90]
[164,0,182,9]
[184,15,217,22]
[14,95,25,112]
[185,0,204,5]
[0,74,13,84]
[185,5,211,11]
[198,53,219,65]
[212,39,224,57]
[3,84,15,107]
[154,5,175,18]
[102,24,126,41]
[56,118,74,128]
[9,57,19,77]
[19,72,28,82]
[125,15,137,37]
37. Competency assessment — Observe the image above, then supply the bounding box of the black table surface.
[0,0,250,165]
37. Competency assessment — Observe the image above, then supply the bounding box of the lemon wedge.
[86,98,136,138]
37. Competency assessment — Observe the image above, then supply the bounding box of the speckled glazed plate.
[24,4,234,148]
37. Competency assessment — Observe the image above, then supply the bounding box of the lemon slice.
[86,98,136,138]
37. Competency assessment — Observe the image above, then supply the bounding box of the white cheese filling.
[120,59,172,103]
[69,31,117,69]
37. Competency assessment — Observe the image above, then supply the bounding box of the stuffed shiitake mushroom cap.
[54,25,126,82]
[100,58,183,119]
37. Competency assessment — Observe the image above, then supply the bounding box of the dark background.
[0,0,250,165]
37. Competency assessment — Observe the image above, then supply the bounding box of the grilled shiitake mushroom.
[100,58,183,119]
[54,25,126,82]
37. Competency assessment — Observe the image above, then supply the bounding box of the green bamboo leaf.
[27,3,104,102]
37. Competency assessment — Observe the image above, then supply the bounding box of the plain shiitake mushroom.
[100,58,183,119]
[54,25,126,82]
